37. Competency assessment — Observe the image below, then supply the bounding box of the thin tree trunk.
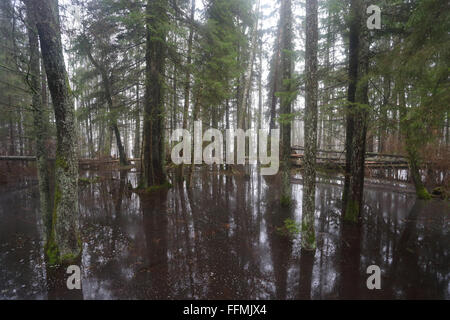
[17,110,23,156]
[257,29,263,166]
[181,0,196,178]
[188,96,200,186]
[87,98,95,158]
[379,39,391,153]
[238,0,260,131]
[258,31,263,131]
[25,3,52,241]
[279,0,293,205]
[301,0,318,250]
[134,82,141,159]
[8,102,15,155]
[269,16,283,130]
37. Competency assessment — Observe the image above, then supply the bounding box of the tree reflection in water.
[0,166,448,299]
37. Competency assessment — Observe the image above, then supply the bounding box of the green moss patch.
[344,199,359,223]
[417,187,432,200]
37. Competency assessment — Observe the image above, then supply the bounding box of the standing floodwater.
[0,167,449,299]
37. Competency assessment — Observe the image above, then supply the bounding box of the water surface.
[0,167,448,299]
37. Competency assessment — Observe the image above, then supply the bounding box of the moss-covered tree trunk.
[25,1,52,241]
[301,0,318,250]
[279,0,293,206]
[142,0,168,187]
[31,0,81,264]
[406,143,431,199]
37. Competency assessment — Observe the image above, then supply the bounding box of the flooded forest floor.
[0,163,449,299]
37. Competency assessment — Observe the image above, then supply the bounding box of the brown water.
[0,167,448,299]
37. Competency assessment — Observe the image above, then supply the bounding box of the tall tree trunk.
[98,119,104,156]
[8,103,15,155]
[379,38,391,153]
[301,0,318,250]
[225,98,230,171]
[257,27,263,164]
[25,2,52,241]
[238,0,260,131]
[17,110,24,156]
[30,0,81,264]
[188,95,200,186]
[142,0,168,187]
[268,13,283,130]
[258,30,263,131]
[324,12,333,151]
[87,99,95,158]
[181,0,196,178]
[279,0,293,206]
[134,82,141,159]
[342,0,369,222]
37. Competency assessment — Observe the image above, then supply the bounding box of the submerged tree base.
[134,181,173,194]
[344,199,360,223]
[416,187,432,200]
[45,235,82,266]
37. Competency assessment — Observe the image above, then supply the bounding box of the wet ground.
[0,166,449,299]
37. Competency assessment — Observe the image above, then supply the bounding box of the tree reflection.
[138,190,169,299]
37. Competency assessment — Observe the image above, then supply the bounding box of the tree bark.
[180,0,196,178]
[188,95,200,186]
[268,11,283,130]
[25,1,52,241]
[142,0,168,187]
[30,0,81,264]
[134,82,141,159]
[238,0,260,130]
[342,0,369,222]
[279,0,293,205]
[301,0,318,250]
[87,98,95,158]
